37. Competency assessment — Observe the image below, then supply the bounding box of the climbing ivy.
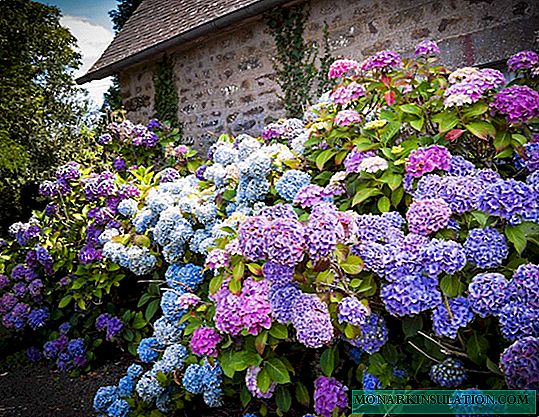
[267,4,318,118]
[153,55,181,130]
[316,22,336,96]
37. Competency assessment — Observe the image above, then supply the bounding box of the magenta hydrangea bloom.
[245,366,276,398]
[406,198,451,235]
[361,50,402,71]
[264,218,305,266]
[406,145,452,177]
[262,122,286,141]
[490,86,539,123]
[414,40,440,56]
[507,50,539,72]
[334,110,361,127]
[500,336,539,389]
[314,376,348,417]
[190,327,222,357]
[214,278,272,336]
[205,249,229,270]
[328,59,360,79]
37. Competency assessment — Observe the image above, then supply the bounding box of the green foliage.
[153,56,181,130]
[109,0,143,33]
[102,76,124,112]
[0,0,90,232]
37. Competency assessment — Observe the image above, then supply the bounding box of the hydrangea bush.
[3,44,539,416]
[0,117,200,368]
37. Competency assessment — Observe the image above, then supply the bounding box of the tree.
[102,0,143,112]
[0,0,90,231]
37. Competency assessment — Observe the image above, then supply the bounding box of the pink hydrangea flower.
[414,40,441,56]
[328,59,360,79]
[330,82,366,105]
[334,110,361,127]
[205,249,230,270]
[406,198,452,235]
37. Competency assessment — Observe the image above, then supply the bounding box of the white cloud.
[61,15,114,107]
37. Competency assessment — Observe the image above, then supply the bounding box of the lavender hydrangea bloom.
[353,242,388,276]
[78,244,102,265]
[262,262,294,286]
[268,283,302,324]
[506,263,539,307]
[314,376,348,417]
[490,86,539,123]
[498,301,539,341]
[56,161,81,182]
[500,336,539,389]
[291,293,334,348]
[381,275,442,317]
[238,216,268,261]
[464,228,508,269]
[406,198,451,235]
[349,313,388,354]
[338,296,369,326]
[468,273,509,317]
[343,149,377,173]
[448,156,475,176]
[294,184,332,207]
[305,204,341,261]
[432,297,474,339]
[420,239,466,277]
[264,218,305,266]
[477,179,535,224]
[361,50,402,71]
[330,82,366,105]
[27,308,49,330]
[334,109,361,126]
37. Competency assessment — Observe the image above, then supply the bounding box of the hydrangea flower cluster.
[245,365,276,398]
[314,376,348,417]
[500,336,539,389]
[490,85,539,123]
[406,145,452,177]
[43,331,87,372]
[96,313,124,341]
[361,50,402,71]
[429,358,467,387]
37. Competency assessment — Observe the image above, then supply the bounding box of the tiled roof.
[78,0,288,83]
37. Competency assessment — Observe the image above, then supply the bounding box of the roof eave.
[77,0,297,84]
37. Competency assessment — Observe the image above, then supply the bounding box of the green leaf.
[409,117,424,131]
[231,351,261,372]
[255,331,268,355]
[465,121,496,140]
[440,275,461,297]
[269,323,289,339]
[295,381,310,406]
[137,293,151,307]
[320,347,336,377]
[493,131,511,151]
[505,224,526,254]
[145,299,160,322]
[228,278,242,294]
[71,278,85,290]
[352,188,382,206]
[257,368,271,393]
[486,357,503,375]
[132,312,146,329]
[240,386,252,407]
[466,332,489,364]
[265,358,290,384]
[209,275,223,294]
[402,316,423,338]
[391,187,404,207]
[275,386,292,413]
[377,196,391,212]
[340,254,364,275]
[58,295,72,308]
[462,102,488,118]
[399,104,421,115]
[315,149,334,170]
[233,261,245,281]
[433,111,459,132]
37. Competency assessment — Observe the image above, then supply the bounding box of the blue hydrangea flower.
[117,199,138,217]
[160,291,187,322]
[106,399,130,417]
[183,363,206,394]
[118,375,135,397]
[349,313,388,354]
[432,297,474,339]
[268,283,302,324]
[275,170,311,201]
[67,338,85,357]
[165,263,204,292]
[363,372,382,390]
[102,242,130,268]
[137,337,164,363]
[468,273,509,317]
[127,246,157,275]
[338,296,369,326]
[136,372,165,402]
[420,239,466,277]
[153,316,184,345]
[381,275,442,317]
[429,358,467,387]
[464,228,508,269]
[498,301,539,341]
[127,364,143,379]
[93,386,118,412]
[133,208,156,233]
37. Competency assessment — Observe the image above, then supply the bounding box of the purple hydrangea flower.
[190,327,222,357]
[420,239,466,277]
[343,149,377,173]
[498,301,539,342]
[338,296,369,326]
[406,145,452,177]
[361,50,402,71]
[238,216,269,261]
[262,262,294,286]
[477,179,535,224]
[328,59,360,79]
[506,263,539,307]
[414,40,440,56]
[330,82,366,105]
[112,158,127,171]
[500,336,539,389]
[245,366,276,399]
[334,110,361,127]
[305,204,342,261]
[268,282,302,324]
[314,376,348,417]
[490,86,539,123]
[26,346,42,362]
[28,307,49,330]
[79,244,102,265]
[264,218,305,266]
[158,167,180,183]
[507,50,539,72]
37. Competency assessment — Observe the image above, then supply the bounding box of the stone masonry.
[118,0,539,150]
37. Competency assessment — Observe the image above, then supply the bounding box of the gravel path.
[0,356,130,417]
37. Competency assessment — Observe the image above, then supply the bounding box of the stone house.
[79,0,538,149]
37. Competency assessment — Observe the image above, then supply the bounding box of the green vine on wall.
[267,5,335,118]
[267,4,318,118]
[153,55,181,131]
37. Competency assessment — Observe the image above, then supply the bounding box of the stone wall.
[119,0,539,150]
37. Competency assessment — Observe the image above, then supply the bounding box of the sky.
[39,0,118,107]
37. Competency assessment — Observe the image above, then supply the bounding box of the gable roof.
[78,0,290,84]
